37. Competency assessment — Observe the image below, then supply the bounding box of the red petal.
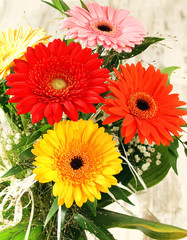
[48,39,61,55]
[122,115,134,126]
[31,102,46,123]
[35,43,50,60]
[6,73,27,84]
[25,47,38,67]
[74,48,92,64]
[52,103,63,122]
[57,41,68,57]
[13,60,30,74]
[102,115,123,125]
[63,100,78,121]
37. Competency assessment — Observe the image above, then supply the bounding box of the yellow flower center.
[50,78,67,90]
[128,92,157,119]
[53,140,101,184]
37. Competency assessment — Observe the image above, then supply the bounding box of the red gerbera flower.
[102,62,187,146]
[6,39,109,125]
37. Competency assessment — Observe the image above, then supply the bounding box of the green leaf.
[161,66,180,85]
[184,148,187,157]
[61,204,68,228]
[64,226,87,240]
[19,146,34,161]
[41,0,58,10]
[1,164,27,178]
[110,185,134,206]
[80,0,89,11]
[90,209,187,240]
[119,37,164,60]
[52,0,63,11]
[86,199,97,216]
[74,213,115,240]
[13,131,41,149]
[44,197,59,227]
[0,223,44,240]
[59,0,70,11]
[13,124,51,150]
[168,138,179,175]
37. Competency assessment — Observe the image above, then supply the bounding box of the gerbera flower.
[102,62,187,146]
[61,2,146,53]
[0,26,50,79]
[32,119,122,208]
[6,39,109,124]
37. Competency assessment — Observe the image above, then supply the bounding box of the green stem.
[20,114,27,132]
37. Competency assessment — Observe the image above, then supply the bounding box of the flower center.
[93,20,115,34]
[70,156,83,170]
[136,99,150,111]
[50,78,67,90]
[128,92,157,120]
[97,24,112,32]
[53,140,102,184]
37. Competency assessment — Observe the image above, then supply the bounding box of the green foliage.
[1,164,27,178]
[80,0,89,11]
[85,209,187,240]
[102,37,164,71]
[109,185,134,205]
[168,138,179,174]
[41,0,70,15]
[119,37,164,60]
[44,197,59,227]
[161,66,180,85]
[74,213,115,240]
[86,199,97,216]
[13,124,51,150]
[0,223,44,240]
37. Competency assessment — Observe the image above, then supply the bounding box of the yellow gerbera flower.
[32,119,122,208]
[0,26,50,78]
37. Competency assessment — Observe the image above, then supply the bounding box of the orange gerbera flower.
[102,62,187,145]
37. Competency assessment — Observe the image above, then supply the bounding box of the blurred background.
[0,0,187,239]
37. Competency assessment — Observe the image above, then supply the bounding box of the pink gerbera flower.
[61,2,146,53]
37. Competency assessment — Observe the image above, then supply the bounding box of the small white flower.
[112,127,119,132]
[5,144,12,151]
[140,146,146,153]
[137,168,143,175]
[135,137,140,144]
[147,146,152,152]
[146,158,152,163]
[142,163,150,171]
[156,160,161,165]
[128,148,133,153]
[135,154,140,163]
[14,139,20,144]
[7,139,12,144]
[156,152,161,160]
[144,152,150,157]
[150,148,155,153]
[15,133,21,139]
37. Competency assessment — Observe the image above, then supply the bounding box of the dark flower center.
[70,156,83,170]
[97,24,112,32]
[137,99,150,111]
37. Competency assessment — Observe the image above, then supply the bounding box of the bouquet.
[0,0,187,239]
